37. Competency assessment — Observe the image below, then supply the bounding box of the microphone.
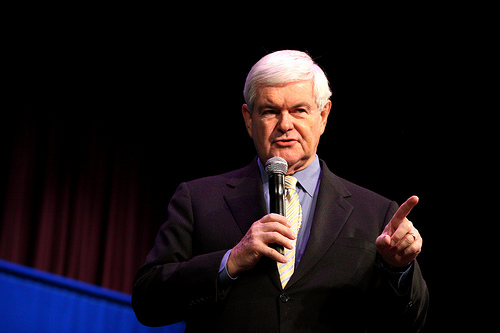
[265,156,288,256]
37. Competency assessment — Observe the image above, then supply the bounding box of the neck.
[286,156,316,175]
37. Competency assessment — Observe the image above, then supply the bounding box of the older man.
[133,50,429,332]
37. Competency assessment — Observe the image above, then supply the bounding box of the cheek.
[296,125,313,143]
[297,122,322,149]
[253,121,274,143]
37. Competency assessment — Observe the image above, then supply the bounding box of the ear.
[319,100,331,135]
[242,104,253,138]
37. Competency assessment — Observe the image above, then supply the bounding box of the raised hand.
[376,196,422,267]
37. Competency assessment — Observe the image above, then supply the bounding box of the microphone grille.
[265,156,288,175]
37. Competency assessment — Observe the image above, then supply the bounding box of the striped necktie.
[277,176,302,288]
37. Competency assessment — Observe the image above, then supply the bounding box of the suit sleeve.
[132,182,227,327]
[373,201,430,332]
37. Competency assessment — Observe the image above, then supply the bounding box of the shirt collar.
[257,155,321,198]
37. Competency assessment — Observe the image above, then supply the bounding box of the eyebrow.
[290,103,312,109]
[258,102,312,110]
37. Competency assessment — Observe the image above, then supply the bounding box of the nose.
[277,111,294,133]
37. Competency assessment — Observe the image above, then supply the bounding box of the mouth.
[273,138,298,147]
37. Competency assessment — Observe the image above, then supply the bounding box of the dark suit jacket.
[132,159,429,332]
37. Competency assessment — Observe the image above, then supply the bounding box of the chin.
[264,149,308,171]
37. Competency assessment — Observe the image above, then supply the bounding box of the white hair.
[243,50,332,111]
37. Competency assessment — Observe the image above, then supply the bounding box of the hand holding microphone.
[226,157,295,277]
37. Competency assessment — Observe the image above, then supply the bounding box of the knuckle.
[406,233,415,243]
[250,221,262,231]
[270,231,281,241]
[405,243,422,257]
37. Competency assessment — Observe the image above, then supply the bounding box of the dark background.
[2,6,490,331]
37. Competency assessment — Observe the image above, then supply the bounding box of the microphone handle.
[268,173,285,255]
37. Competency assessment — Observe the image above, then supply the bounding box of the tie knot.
[285,176,298,190]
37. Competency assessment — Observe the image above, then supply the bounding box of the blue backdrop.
[0,260,185,332]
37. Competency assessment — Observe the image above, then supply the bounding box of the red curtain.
[0,111,165,294]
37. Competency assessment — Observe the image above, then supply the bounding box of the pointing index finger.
[392,195,419,222]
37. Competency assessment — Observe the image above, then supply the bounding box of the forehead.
[255,80,315,108]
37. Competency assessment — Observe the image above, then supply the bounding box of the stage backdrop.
[0,110,170,294]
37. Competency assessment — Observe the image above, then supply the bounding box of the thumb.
[375,234,391,250]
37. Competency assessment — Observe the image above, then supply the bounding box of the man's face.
[242,80,331,174]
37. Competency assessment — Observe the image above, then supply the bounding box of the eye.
[291,108,308,116]
[261,109,279,117]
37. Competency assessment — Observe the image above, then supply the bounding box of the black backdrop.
[3,8,489,331]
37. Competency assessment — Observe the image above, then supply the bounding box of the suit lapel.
[223,159,267,236]
[286,161,354,289]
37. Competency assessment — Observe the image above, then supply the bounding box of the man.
[133,50,429,332]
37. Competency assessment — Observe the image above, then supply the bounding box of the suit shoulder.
[334,175,399,227]
[183,161,258,192]
[338,176,393,205]
[321,160,393,206]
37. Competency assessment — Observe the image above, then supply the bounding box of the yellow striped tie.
[277,176,302,288]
